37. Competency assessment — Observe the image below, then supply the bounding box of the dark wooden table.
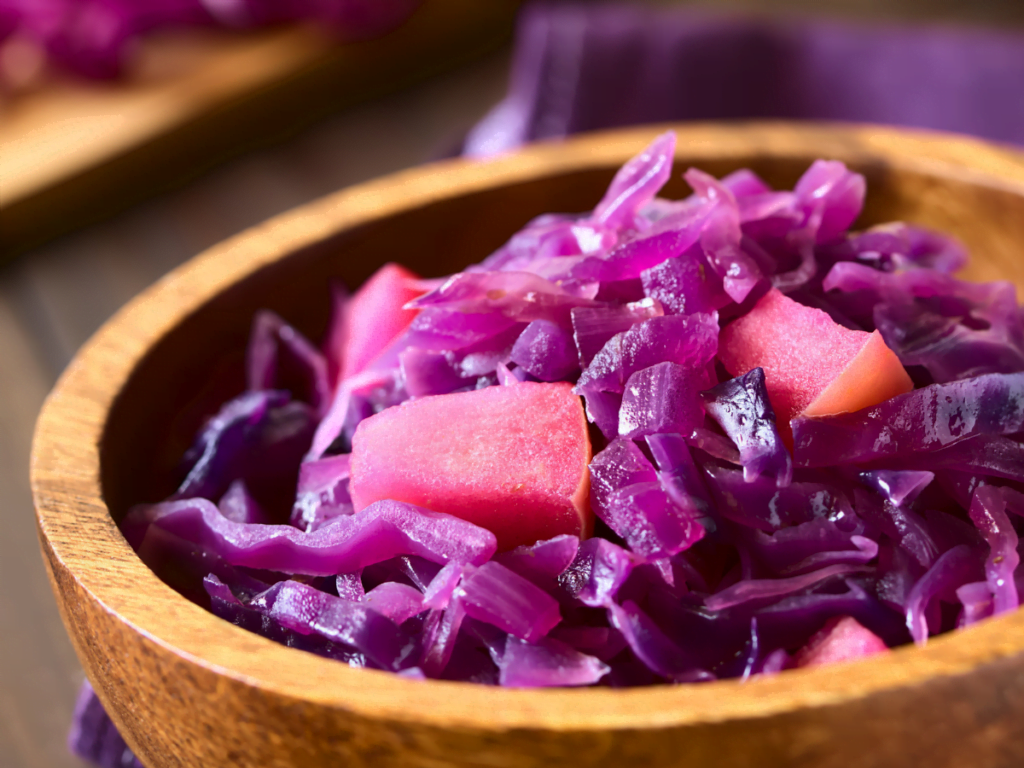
[3,2,1024,766]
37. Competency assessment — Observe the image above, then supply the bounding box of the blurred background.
[1,1,1023,766]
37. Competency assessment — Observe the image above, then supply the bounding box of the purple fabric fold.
[465,3,1024,157]
[68,681,144,768]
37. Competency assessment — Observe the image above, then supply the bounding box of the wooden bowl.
[31,123,1024,768]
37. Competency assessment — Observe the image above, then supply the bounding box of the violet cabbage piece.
[702,464,857,533]
[580,388,624,440]
[307,368,395,459]
[394,307,521,359]
[396,555,444,592]
[494,535,580,586]
[422,562,464,610]
[247,310,331,415]
[702,367,792,487]
[821,222,967,275]
[885,434,1024,482]
[175,389,316,517]
[549,625,628,663]
[592,130,676,229]
[399,347,479,397]
[363,582,426,624]
[645,433,715,520]
[905,545,984,645]
[218,480,268,525]
[122,497,497,576]
[793,159,866,245]
[499,636,610,687]
[743,518,878,577]
[510,319,580,382]
[589,437,659,518]
[755,578,910,651]
[607,600,713,682]
[250,580,417,671]
[853,487,938,569]
[335,572,365,602]
[620,312,719,383]
[822,261,1024,382]
[576,537,639,607]
[407,271,599,323]
[968,485,1020,616]
[705,563,873,611]
[792,372,1024,468]
[458,561,562,643]
[618,362,705,439]
[574,312,718,407]
[874,293,1024,384]
[602,481,706,559]
[571,299,663,367]
[957,581,995,628]
[419,598,466,677]
[640,246,729,315]
[589,437,706,558]
[477,212,613,274]
[859,470,934,508]
[203,574,369,666]
[568,223,705,284]
[290,453,353,532]
[676,168,764,303]
[136,522,273,599]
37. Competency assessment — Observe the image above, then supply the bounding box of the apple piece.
[349,381,592,551]
[336,263,422,382]
[793,616,889,668]
[719,288,912,441]
[802,330,915,417]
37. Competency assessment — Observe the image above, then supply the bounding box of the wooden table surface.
[3,3,1024,767]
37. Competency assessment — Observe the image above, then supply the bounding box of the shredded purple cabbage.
[0,0,421,81]
[122,131,1024,690]
[123,497,496,575]
[702,368,792,487]
[247,310,331,416]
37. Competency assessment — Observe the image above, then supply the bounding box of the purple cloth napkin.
[69,681,145,768]
[67,5,1024,764]
[465,2,1024,155]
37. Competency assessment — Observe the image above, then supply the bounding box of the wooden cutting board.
[0,0,519,258]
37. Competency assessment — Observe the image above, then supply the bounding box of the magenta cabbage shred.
[121,131,1024,687]
[0,0,420,80]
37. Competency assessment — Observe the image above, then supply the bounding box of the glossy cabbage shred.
[122,132,1024,688]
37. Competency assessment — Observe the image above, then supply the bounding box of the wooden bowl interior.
[101,152,1024,521]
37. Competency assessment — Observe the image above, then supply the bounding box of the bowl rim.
[31,121,1024,732]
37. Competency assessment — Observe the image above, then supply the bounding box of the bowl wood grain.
[31,122,1024,768]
